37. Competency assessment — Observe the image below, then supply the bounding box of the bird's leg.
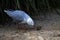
[18,24,20,29]
[18,22,26,30]
[16,22,21,32]
[17,22,24,30]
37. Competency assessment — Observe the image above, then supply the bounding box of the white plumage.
[4,10,34,26]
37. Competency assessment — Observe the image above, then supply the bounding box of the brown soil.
[0,9,60,40]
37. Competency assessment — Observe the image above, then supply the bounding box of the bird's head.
[27,18,34,26]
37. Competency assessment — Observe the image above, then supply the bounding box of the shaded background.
[0,0,60,25]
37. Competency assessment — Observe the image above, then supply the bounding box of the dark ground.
[0,9,60,40]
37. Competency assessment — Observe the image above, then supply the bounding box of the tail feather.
[4,9,14,12]
[4,10,7,12]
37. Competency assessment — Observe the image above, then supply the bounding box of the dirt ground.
[0,9,60,40]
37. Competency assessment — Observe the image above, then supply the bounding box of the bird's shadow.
[0,23,41,33]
